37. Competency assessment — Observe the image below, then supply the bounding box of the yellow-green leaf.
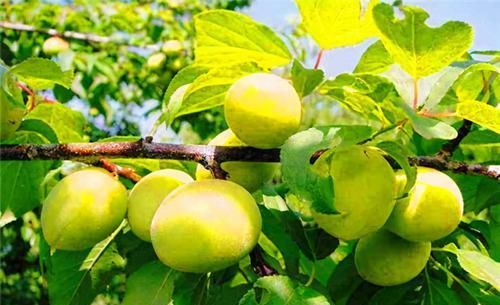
[456,101,500,133]
[296,0,379,50]
[194,10,291,69]
[373,3,473,78]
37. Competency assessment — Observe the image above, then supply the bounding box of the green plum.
[42,36,69,55]
[224,73,302,149]
[162,40,183,54]
[385,167,464,242]
[151,180,261,273]
[147,53,167,70]
[41,168,128,251]
[128,169,193,242]
[355,230,431,286]
[0,63,25,140]
[312,146,396,240]
[195,129,277,192]
[0,90,24,140]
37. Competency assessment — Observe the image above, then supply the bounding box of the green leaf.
[449,174,500,214]
[23,103,86,143]
[354,40,394,74]
[178,62,261,118]
[259,205,301,276]
[296,0,378,49]
[411,115,458,140]
[423,277,464,305]
[327,254,363,305]
[320,73,406,124]
[373,3,473,78]
[280,128,337,214]
[291,60,324,98]
[368,279,419,305]
[456,101,500,133]
[47,223,125,305]
[239,275,331,305]
[0,131,54,216]
[207,284,251,305]
[395,98,458,139]
[122,261,176,305]
[424,63,498,110]
[194,10,291,69]
[162,65,210,113]
[171,273,208,305]
[452,249,500,290]
[9,58,73,89]
[376,141,417,194]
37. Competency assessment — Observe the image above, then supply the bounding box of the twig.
[437,120,473,160]
[0,21,158,50]
[407,156,498,179]
[98,159,142,182]
[0,140,497,180]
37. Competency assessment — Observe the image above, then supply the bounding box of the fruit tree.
[0,1,499,305]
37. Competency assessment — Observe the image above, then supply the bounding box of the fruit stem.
[305,264,316,287]
[99,158,142,182]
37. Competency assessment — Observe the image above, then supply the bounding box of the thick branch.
[0,21,158,50]
[0,141,497,180]
[0,141,280,173]
[408,156,499,179]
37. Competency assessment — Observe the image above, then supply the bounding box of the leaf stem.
[313,49,324,70]
[17,82,36,111]
[358,119,408,144]
[412,78,419,110]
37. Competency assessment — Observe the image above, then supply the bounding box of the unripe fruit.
[41,168,128,251]
[147,53,167,70]
[162,40,183,54]
[0,95,24,140]
[195,129,277,192]
[224,73,302,149]
[151,180,261,273]
[355,230,431,286]
[385,167,464,242]
[128,169,193,242]
[42,37,69,55]
[1,64,24,140]
[311,146,395,240]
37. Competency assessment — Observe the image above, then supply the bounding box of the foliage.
[1,0,499,305]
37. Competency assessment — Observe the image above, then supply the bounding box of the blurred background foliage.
[0,1,254,304]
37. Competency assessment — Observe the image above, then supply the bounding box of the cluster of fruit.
[41,72,300,273]
[40,73,464,286]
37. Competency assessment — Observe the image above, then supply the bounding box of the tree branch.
[0,21,158,50]
[437,120,473,160]
[0,140,497,180]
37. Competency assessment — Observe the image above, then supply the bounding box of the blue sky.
[243,0,500,76]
